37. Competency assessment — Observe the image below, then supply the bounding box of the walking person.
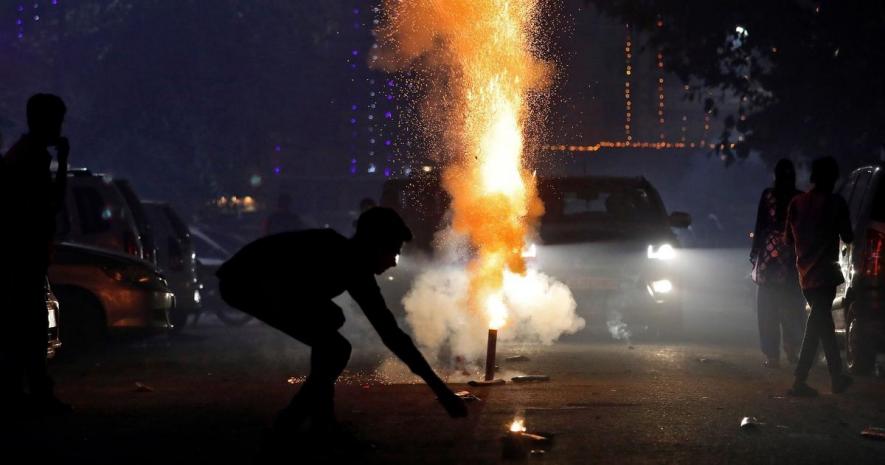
[217,207,467,440]
[263,193,307,236]
[0,94,72,416]
[784,156,854,396]
[750,159,805,368]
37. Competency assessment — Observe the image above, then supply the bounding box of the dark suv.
[379,174,691,335]
[833,165,885,374]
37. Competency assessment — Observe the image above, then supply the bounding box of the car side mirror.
[669,211,692,229]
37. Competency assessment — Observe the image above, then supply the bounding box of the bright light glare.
[487,293,508,330]
[647,243,676,260]
[510,418,527,433]
[651,279,673,294]
[521,243,537,258]
[735,25,748,37]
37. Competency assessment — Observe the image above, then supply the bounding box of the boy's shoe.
[787,382,819,397]
[832,374,853,394]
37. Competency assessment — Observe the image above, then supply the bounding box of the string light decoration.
[346,4,396,176]
[14,1,59,41]
[541,141,736,152]
[701,90,712,147]
[655,17,665,141]
[738,95,747,144]
[681,84,690,143]
[656,50,665,140]
[624,24,633,142]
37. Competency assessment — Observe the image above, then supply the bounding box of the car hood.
[538,221,675,245]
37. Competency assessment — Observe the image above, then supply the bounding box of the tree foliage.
[588,0,885,167]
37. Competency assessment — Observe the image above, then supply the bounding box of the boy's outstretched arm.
[350,278,468,418]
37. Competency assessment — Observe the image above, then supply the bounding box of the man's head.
[354,207,412,274]
[26,93,66,145]
[359,197,377,212]
[810,156,840,193]
[774,158,796,190]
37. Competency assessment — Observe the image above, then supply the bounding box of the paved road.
[8,313,885,465]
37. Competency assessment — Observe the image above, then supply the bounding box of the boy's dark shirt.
[784,190,854,290]
[217,229,435,378]
[1,134,62,271]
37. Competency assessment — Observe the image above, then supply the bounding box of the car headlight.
[521,243,537,259]
[647,243,676,260]
[650,279,673,294]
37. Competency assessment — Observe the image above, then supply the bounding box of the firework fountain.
[374,0,583,372]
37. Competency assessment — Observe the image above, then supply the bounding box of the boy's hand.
[436,388,468,418]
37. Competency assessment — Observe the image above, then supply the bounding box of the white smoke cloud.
[402,249,585,362]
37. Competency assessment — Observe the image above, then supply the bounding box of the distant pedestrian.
[263,193,306,236]
[750,159,804,368]
[784,156,854,396]
[217,207,467,441]
[0,93,72,416]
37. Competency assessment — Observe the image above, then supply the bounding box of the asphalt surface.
[6,249,885,464]
[5,313,883,465]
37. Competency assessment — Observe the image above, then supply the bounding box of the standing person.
[0,94,71,415]
[217,207,467,438]
[750,159,805,368]
[784,156,854,396]
[263,193,306,236]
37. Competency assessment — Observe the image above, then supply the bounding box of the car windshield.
[541,185,665,225]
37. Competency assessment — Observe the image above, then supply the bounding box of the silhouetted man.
[263,193,306,236]
[784,156,853,396]
[0,94,71,415]
[217,207,467,436]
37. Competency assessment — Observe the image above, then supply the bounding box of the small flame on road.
[510,418,527,433]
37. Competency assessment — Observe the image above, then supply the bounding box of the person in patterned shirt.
[750,159,804,368]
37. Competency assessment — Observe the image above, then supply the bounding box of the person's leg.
[810,287,846,381]
[0,280,28,406]
[779,285,806,363]
[295,332,352,430]
[757,286,781,365]
[793,288,824,388]
[256,299,349,433]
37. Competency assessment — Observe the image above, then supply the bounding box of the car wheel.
[846,317,875,375]
[55,287,107,354]
[169,308,190,333]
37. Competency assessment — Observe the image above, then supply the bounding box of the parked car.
[56,169,144,259]
[833,165,885,373]
[188,225,253,326]
[142,201,201,329]
[379,174,691,336]
[46,279,62,359]
[48,242,174,350]
[113,179,157,264]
